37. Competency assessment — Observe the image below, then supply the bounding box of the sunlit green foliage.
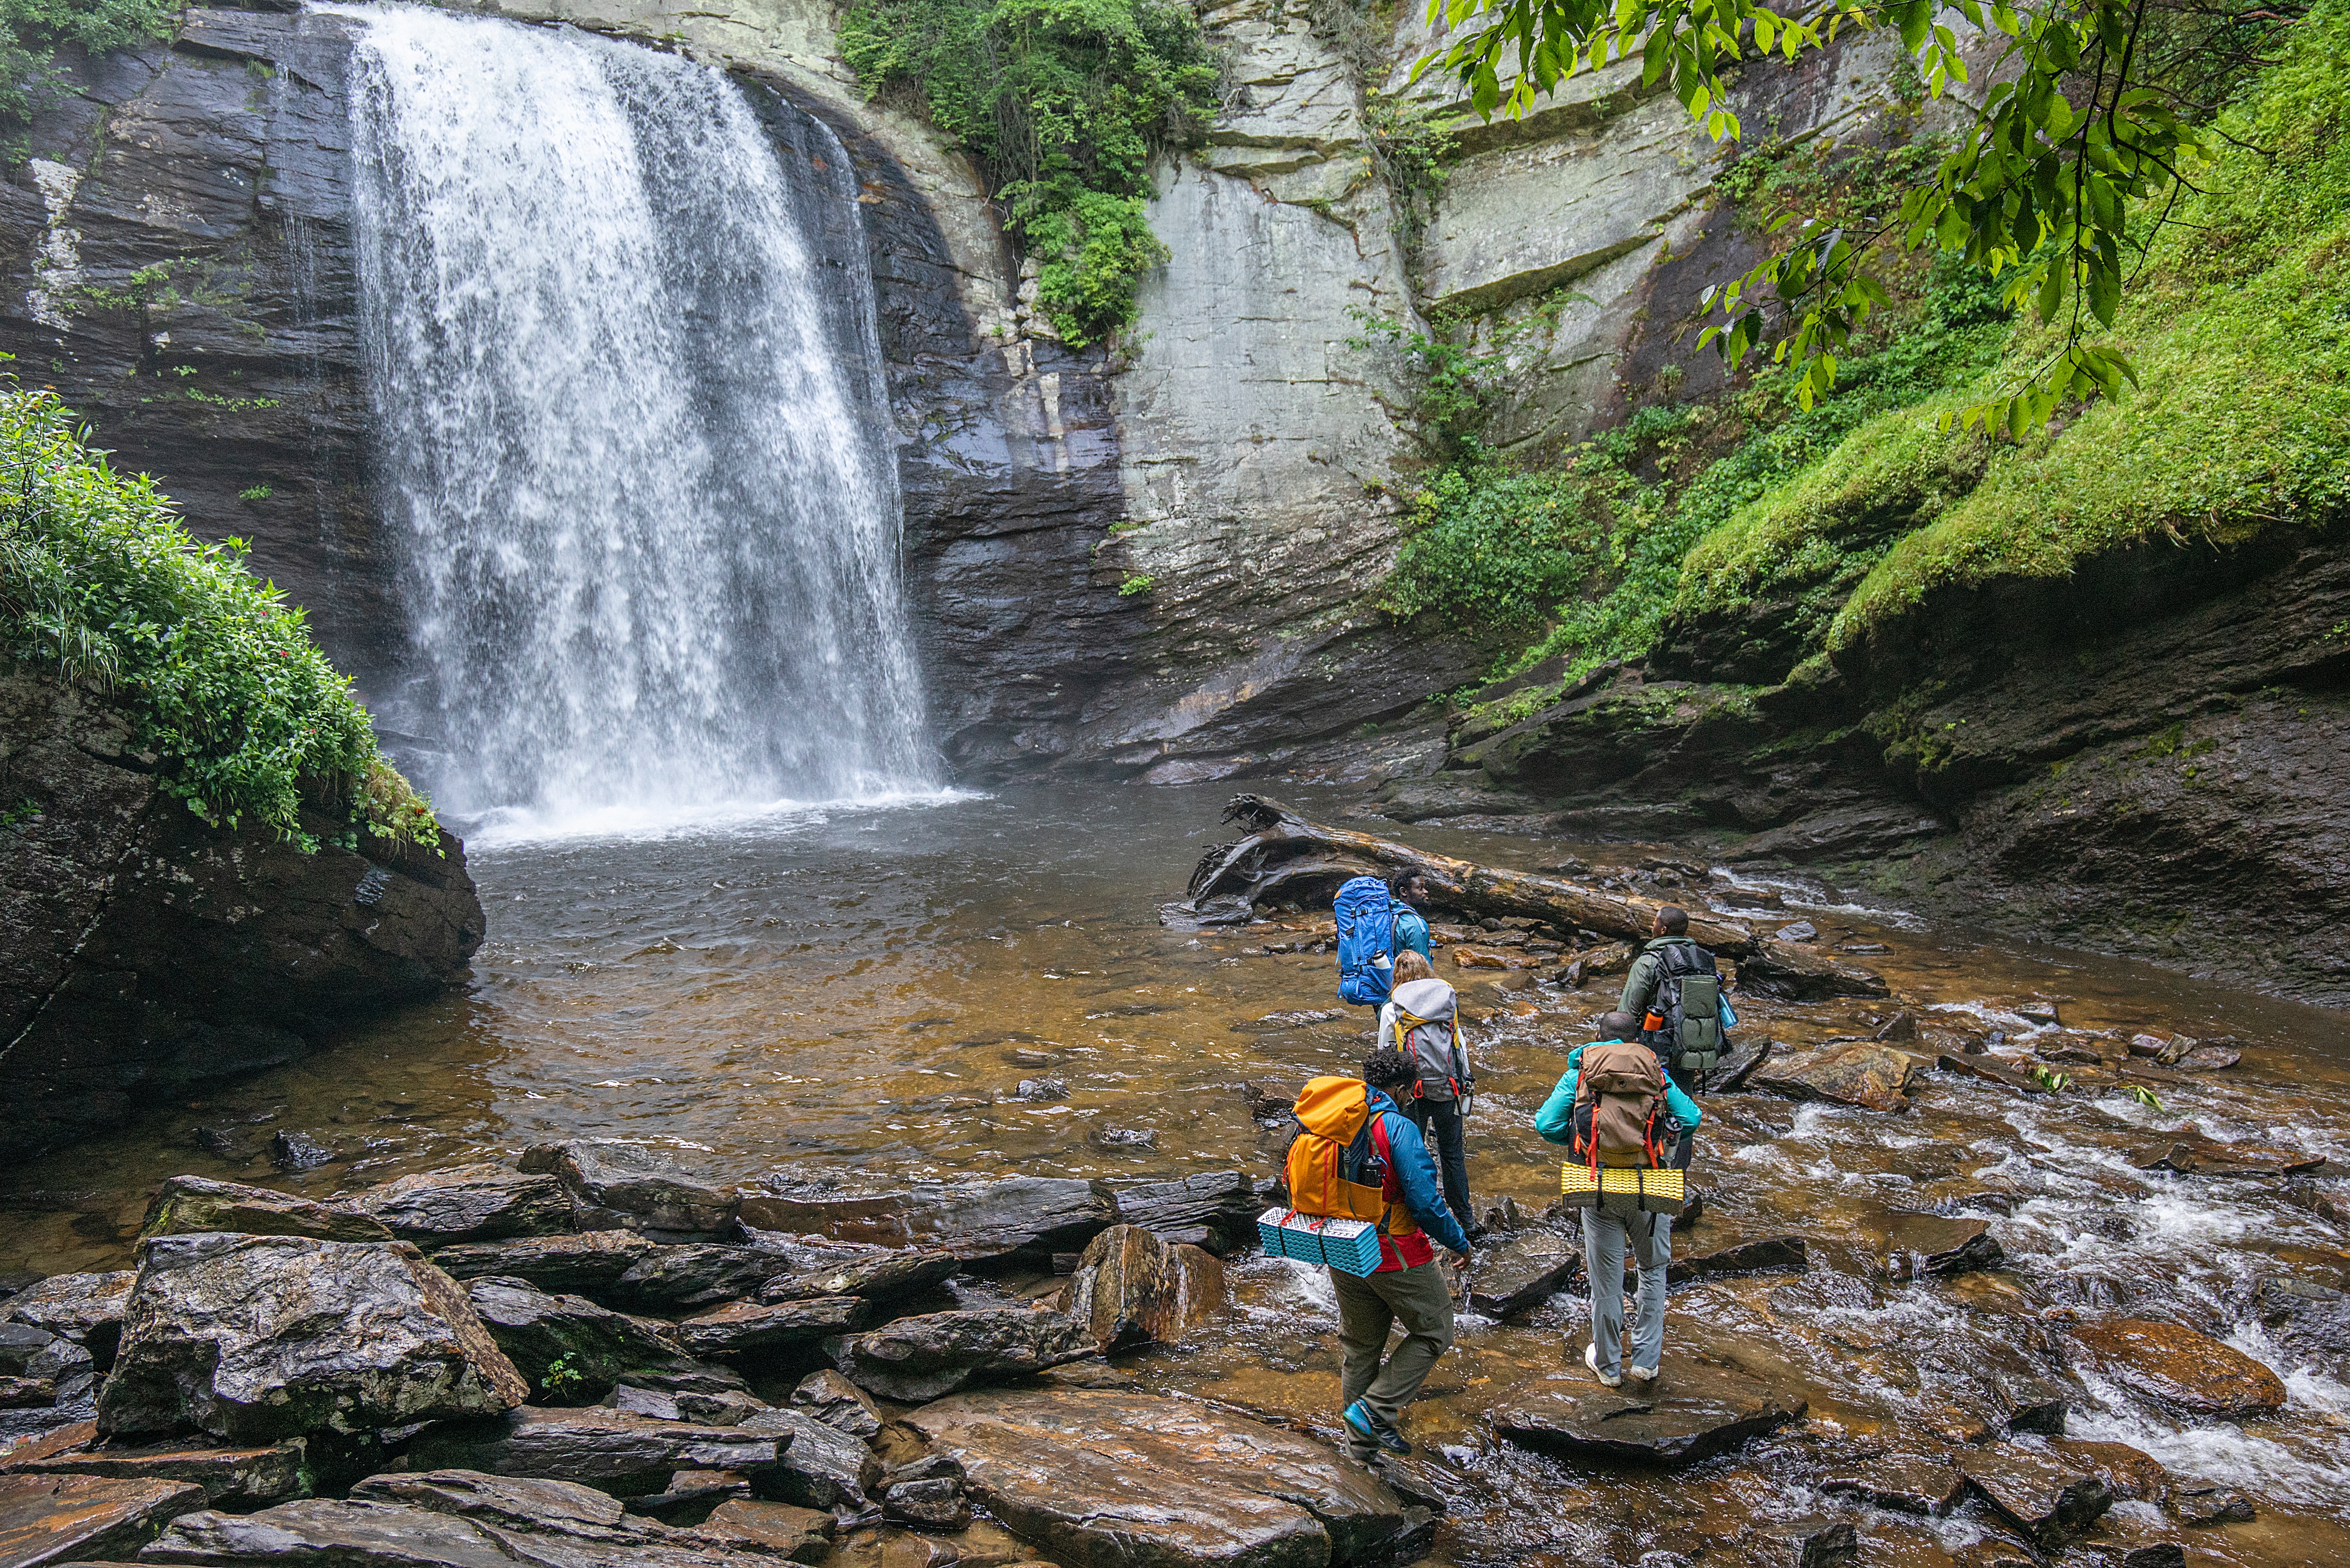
[0,0,175,154]
[0,386,439,850]
[839,0,1218,345]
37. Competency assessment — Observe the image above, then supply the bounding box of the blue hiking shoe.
[1343,1400,1412,1456]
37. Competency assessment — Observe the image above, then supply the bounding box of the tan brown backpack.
[1569,1037,1668,1169]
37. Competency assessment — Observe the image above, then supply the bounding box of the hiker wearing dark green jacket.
[1536,1012,1703,1386]
[1619,905,1734,1094]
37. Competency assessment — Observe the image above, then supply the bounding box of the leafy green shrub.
[0,386,439,850]
[839,0,1218,345]
[0,0,174,156]
[1382,461,1590,630]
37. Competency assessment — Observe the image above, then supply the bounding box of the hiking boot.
[1343,1400,1412,1455]
[1583,1341,1622,1388]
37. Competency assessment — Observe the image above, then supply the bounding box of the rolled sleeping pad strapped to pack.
[1257,1206,1385,1276]
[1559,1164,1686,1216]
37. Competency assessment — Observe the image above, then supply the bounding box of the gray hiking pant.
[1332,1259,1455,1452]
[1581,1205,1672,1377]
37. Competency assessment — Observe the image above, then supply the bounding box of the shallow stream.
[6,782,2345,1565]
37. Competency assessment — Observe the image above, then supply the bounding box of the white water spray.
[337,4,931,830]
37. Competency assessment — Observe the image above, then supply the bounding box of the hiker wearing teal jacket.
[1535,1012,1703,1387]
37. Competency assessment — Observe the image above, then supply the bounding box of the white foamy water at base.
[462,786,983,853]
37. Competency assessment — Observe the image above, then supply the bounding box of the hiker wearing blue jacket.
[1535,1011,1703,1387]
[1387,871,1434,967]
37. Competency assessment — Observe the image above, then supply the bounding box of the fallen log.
[1183,795,1753,955]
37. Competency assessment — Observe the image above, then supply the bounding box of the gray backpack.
[1646,940,1724,1074]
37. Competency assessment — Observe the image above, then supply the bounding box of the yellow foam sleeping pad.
[1559,1163,1685,1215]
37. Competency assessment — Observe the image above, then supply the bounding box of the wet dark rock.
[354,1164,573,1245]
[759,1248,959,1307]
[2120,1546,2187,1568]
[1,1431,304,1505]
[2178,1044,2242,1071]
[1491,1358,1806,1466]
[519,1141,741,1237]
[1884,1214,2003,1278]
[611,1245,799,1310]
[788,1369,883,1439]
[1089,1126,1159,1152]
[2130,1131,2322,1176]
[1469,1229,1581,1317]
[701,1498,837,1562]
[1106,1171,1267,1256]
[139,1174,391,1244]
[0,671,485,1164]
[735,1406,871,1510]
[0,1471,207,1565]
[675,1297,869,1361]
[1820,1455,1964,1514]
[269,1130,336,1172]
[609,1364,767,1427]
[1959,1443,2113,1550]
[2173,1483,2256,1525]
[1701,1038,1775,1094]
[1935,1054,2049,1096]
[404,1405,786,1497]
[429,1231,658,1294]
[881,1475,971,1529]
[2051,1439,2171,1505]
[2252,1273,2350,1361]
[1057,1224,1227,1351]
[624,1468,753,1525]
[1776,921,1819,943]
[0,1325,92,1416]
[1013,1078,1068,1102]
[1735,940,1888,1001]
[100,1233,527,1443]
[1872,1011,1919,1040]
[907,1387,1430,1567]
[1753,1043,1915,1112]
[1752,1516,1856,1568]
[1918,1334,2076,1437]
[463,1278,684,1402]
[2070,1318,2287,1418]
[4,1271,132,1371]
[744,1177,1111,1264]
[834,1308,1097,1402]
[1668,1235,1808,1283]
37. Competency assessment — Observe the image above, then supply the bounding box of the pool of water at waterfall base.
[7,781,2345,1565]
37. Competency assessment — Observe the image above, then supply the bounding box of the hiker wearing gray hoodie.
[1379,951,1475,1231]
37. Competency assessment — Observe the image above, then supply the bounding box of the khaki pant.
[1332,1259,1455,1453]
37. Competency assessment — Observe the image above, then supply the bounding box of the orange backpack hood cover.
[1293,1075,1373,1143]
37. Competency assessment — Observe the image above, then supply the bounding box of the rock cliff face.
[0,0,1934,784]
[0,669,486,1160]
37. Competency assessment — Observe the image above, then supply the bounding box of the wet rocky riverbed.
[1,783,2344,1568]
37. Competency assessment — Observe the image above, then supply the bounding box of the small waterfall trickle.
[335,3,931,833]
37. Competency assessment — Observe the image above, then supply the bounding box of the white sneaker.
[1583,1341,1622,1388]
[1627,1363,1658,1382]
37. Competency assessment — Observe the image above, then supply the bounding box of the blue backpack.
[1334,876,1399,1006]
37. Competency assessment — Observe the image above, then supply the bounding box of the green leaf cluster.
[838,0,1219,345]
[0,0,175,155]
[0,384,440,851]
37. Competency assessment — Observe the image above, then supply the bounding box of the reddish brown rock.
[2070,1319,2287,1419]
[0,1471,206,1566]
[1056,1224,1227,1351]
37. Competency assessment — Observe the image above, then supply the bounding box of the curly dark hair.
[1361,1046,1415,1090]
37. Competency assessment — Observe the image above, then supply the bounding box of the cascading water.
[335,3,931,834]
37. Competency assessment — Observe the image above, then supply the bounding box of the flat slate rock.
[4,1437,303,1504]
[2051,1438,2172,1505]
[758,1250,959,1307]
[905,1388,1430,1568]
[354,1165,573,1245]
[1958,1443,2113,1549]
[610,1247,800,1311]
[2130,1133,2322,1177]
[1668,1236,1808,1283]
[834,1309,1097,1403]
[1884,1215,2003,1278]
[698,1498,835,1563]
[2069,1318,2287,1418]
[1468,1230,1580,1317]
[429,1232,657,1294]
[675,1298,867,1361]
[137,1176,390,1245]
[1734,941,1889,1001]
[0,1471,206,1568]
[402,1405,786,1497]
[1819,1455,1964,1514]
[519,1141,740,1236]
[1491,1357,1806,1466]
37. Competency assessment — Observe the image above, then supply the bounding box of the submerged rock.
[403,1405,786,1497]
[139,1175,391,1245]
[1734,941,1889,1001]
[1492,1358,1806,1466]
[99,1233,527,1443]
[1819,1455,1965,1514]
[1056,1224,1227,1351]
[520,1141,741,1236]
[834,1308,1097,1403]
[1669,1236,1808,1283]
[0,1470,206,1565]
[1958,1443,2113,1550]
[2069,1318,2287,1418]
[2130,1132,2323,1177]
[1469,1230,1581,1317]
[355,1164,573,1245]
[905,1387,1430,1568]
[1883,1214,2003,1278]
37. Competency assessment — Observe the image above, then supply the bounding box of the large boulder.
[402,1406,787,1497]
[354,1165,573,1245]
[1754,1044,1918,1113]
[1733,941,1890,1001]
[98,1233,528,1443]
[904,1388,1432,1568]
[2069,1319,2287,1419]
[1492,1358,1807,1466]
[834,1309,1098,1403]
[1056,1225,1228,1351]
[0,669,484,1164]
[4,1270,133,1371]
[139,1175,392,1244]
[1467,1229,1581,1318]
[0,1471,206,1567]
[462,1278,684,1402]
[428,1231,657,1294]
[519,1142,740,1237]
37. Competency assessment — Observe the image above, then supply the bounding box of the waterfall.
[334,3,931,832]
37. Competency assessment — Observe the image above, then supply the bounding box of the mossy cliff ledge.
[2,667,484,1162]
